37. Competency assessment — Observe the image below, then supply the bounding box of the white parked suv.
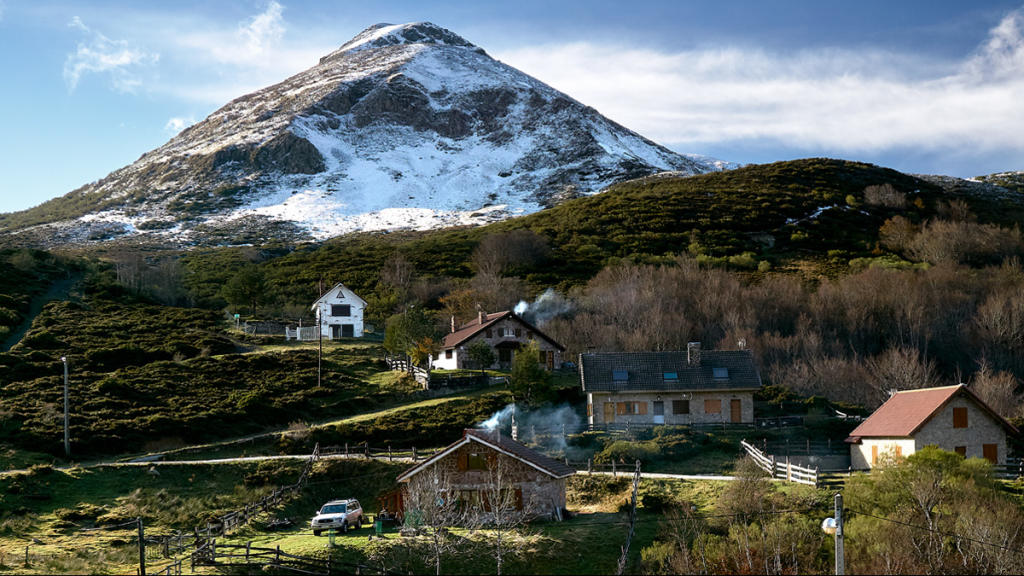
[311,499,363,536]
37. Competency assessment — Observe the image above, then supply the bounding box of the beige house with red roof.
[846,384,1018,469]
[433,310,564,371]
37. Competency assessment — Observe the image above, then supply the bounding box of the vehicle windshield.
[320,504,347,515]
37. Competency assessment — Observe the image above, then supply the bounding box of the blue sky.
[1,1,1023,213]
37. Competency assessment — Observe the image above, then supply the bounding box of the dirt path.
[1,273,81,351]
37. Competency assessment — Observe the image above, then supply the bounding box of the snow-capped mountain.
[4,22,715,247]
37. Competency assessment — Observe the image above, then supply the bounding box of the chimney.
[511,408,519,441]
[687,342,701,366]
[478,309,484,325]
[451,315,456,333]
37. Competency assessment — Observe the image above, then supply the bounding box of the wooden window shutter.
[983,443,997,463]
[458,451,468,471]
[514,487,523,511]
[617,402,628,415]
[637,402,648,415]
[871,445,878,464]
[953,407,968,428]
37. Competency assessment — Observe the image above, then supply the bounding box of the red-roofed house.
[846,384,1018,469]
[433,310,564,371]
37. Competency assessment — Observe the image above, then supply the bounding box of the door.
[653,401,665,425]
[603,402,615,424]
[330,325,341,339]
[546,350,554,370]
[983,443,998,464]
[730,399,742,423]
[341,324,354,337]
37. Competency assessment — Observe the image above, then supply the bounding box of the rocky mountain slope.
[1,22,713,247]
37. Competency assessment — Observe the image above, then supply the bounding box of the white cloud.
[494,8,1024,157]
[240,1,285,54]
[63,17,159,92]
[164,116,196,134]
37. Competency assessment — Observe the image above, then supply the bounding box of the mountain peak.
[338,22,477,53]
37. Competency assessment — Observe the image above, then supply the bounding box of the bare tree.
[472,230,550,277]
[477,453,534,576]
[381,252,416,302]
[970,360,1023,419]
[867,346,940,406]
[402,466,478,576]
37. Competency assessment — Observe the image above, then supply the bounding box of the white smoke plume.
[513,288,573,327]
[478,403,586,457]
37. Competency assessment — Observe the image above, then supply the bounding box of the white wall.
[314,284,365,338]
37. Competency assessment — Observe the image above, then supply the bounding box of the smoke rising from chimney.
[513,288,572,326]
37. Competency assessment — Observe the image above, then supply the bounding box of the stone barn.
[846,384,1018,469]
[397,428,574,520]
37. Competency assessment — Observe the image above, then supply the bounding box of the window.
[616,402,647,415]
[663,372,678,382]
[501,327,516,337]
[954,446,967,457]
[952,407,968,428]
[983,444,998,464]
[467,452,488,470]
[445,350,453,359]
[331,304,351,317]
[704,399,722,414]
[672,400,690,415]
[612,370,629,383]
[712,367,729,380]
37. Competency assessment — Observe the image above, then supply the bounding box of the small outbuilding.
[396,428,574,520]
[846,384,1018,469]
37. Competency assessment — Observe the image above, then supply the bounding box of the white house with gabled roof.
[311,282,368,339]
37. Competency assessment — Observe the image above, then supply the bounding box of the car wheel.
[313,530,321,537]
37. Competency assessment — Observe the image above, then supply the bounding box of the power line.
[846,507,1024,555]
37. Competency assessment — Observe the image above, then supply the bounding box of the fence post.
[413,447,417,460]
[345,443,349,458]
[588,458,592,475]
[246,541,251,563]
[388,445,392,461]
[364,443,369,458]
[612,460,617,477]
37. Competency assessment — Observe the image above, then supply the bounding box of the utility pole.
[834,492,845,576]
[61,356,69,458]
[137,517,146,576]
[318,278,323,389]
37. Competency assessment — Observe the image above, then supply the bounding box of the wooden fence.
[189,540,380,575]
[285,326,319,341]
[319,442,442,462]
[384,354,430,387]
[741,439,823,487]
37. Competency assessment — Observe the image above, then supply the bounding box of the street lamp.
[821,493,845,575]
[60,356,70,458]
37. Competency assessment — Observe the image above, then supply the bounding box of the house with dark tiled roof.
[845,384,1018,469]
[433,310,565,371]
[396,428,574,520]
[579,343,762,426]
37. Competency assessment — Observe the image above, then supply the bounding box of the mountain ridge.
[0,21,712,248]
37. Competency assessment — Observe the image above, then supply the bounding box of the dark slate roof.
[464,429,575,478]
[442,310,565,351]
[579,350,762,392]
[397,428,575,481]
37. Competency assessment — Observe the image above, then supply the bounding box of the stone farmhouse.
[433,310,564,371]
[396,428,575,520]
[579,343,762,427]
[846,384,1018,469]
[311,282,367,339]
